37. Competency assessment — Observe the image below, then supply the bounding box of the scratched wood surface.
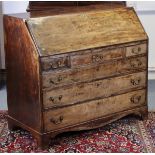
[40,42,147,72]
[27,7,147,56]
[43,89,146,131]
[43,71,146,108]
[42,56,146,89]
[4,4,148,149]
[4,15,42,132]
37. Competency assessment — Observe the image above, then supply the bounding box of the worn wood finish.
[71,43,147,68]
[4,15,42,132]
[41,41,147,71]
[43,72,146,108]
[5,6,148,149]
[41,46,125,71]
[27,1,126,11]
[126,43,147,57]
[42,56,146,89]
[44,89,146,131]
[41,54,71,71]
[27,8,147,56]
[27,1,126,18]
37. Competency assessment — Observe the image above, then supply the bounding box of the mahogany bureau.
[4,7,148,148]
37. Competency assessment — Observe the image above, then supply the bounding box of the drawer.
[43,89,146,131]
[70,47,125,67]
[43,71,146,108]
[126,43,147,57]
[71,43,147,67]
[42,56,147,89]
[41,54,71,71]
[41,43,147,71]
[40,47,124,71]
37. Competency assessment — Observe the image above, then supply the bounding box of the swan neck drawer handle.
[49,95,62,103]
[130,59,142,68]
[49,76,64,85]
[130,95,141,104]
[131,47,141,54]
[50,116,63,125]
[130,78,141,86]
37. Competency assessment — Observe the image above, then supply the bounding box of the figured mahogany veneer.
[4,7,148,149]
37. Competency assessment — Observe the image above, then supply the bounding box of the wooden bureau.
[4,7,148,148]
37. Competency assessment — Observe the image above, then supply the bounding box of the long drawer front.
[42,56,146,89]
[43,71,146,109]
[43,89,146,131]
[41,42,147,71]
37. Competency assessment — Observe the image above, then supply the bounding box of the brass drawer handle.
[92,54,103,62]
[49,76,64,85]
[131,47,141,54]
[130,59,142,68]
[49,58,67,69]
[49,95,62,103]
[49,79,55,84]
[50,62,62,69]
[130,95,141,104]
[58,76,63,82]
[43,56,70,71]
[49,62,57,69]
[49,97,55,102]
[130,78,141,86]
[50,116,63,125]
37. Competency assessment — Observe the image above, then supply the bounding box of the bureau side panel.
[4,15,42,132]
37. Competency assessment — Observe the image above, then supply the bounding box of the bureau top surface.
[26,7,147,56]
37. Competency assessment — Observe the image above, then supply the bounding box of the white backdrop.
[2,1,28,14]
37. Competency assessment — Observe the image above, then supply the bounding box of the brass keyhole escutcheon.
[58,76,63,82]
[59,95,62,101]
[57,60,62,67]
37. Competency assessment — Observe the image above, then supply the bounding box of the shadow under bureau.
[4,7,148,148]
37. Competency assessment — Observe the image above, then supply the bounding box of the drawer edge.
[43,105,148,133]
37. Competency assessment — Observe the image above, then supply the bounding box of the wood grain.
[41,42,147,71]
[43,71,146,108]
[40,46,125,71]
[126,43,147,57]
[27,1,126,11]
[4,5,148,149]
[71,43,147,68]
[44,89,146,131]
[42,56,147,89]
[28,2,126,18]
[27,8,147,56]
[4,15,42,132]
